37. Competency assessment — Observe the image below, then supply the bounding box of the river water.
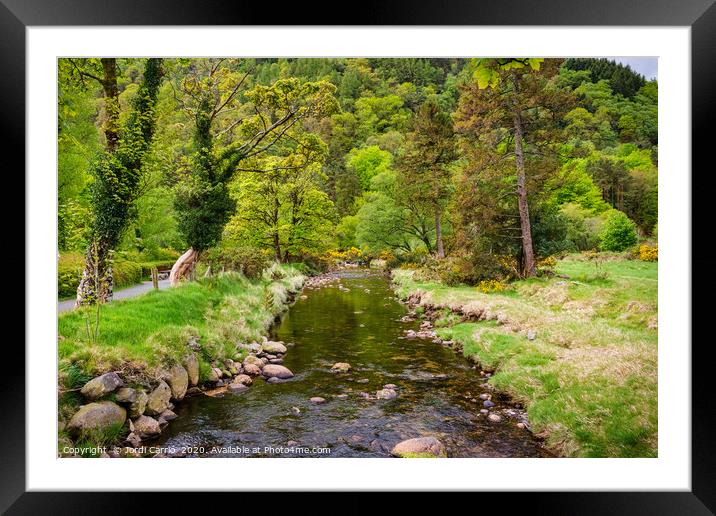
[157,268,550,457]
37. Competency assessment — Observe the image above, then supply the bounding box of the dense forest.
[58,57,657,301]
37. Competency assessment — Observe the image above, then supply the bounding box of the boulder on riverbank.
[243,363,262,376]
[262,364,294,379]
[262,341,287,354]
[116,387,148,418]
[376,388,398,400]
[331,362,351,373]
[233,374,253,386]
[391,437,446,458]
[132,415,161,439]
[145,381,171,416]
[166,364,189,401]
[80,372,123,400]
[68,401,126,436]
[183,354,200,386]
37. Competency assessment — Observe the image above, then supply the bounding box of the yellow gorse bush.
[476,279,506,293]
[638,244,658,262]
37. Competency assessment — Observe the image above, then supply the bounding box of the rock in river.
[376,388,397,400]
[243,355,264,369]
[233,374,253,386]
[132,415,161,439]
[145,381,172,416]
[228,382,249,393]
[243,363,262,376]
[68,401,126,436]
[310,397,326,404]
[391,437,446,458]
[262,341,288,354]
[80,372,123,400]
[262,364,294,379]
[331,362,352,373]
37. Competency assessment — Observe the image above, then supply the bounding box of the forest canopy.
[58,57,657,298]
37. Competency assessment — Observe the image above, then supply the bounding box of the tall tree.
[74,58,163,306]
[170,60,338,284]
[455,58,571,276]
[398,98,456,258]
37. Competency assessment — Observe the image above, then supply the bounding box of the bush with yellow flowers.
[638,244,658,262]
[476,279,507,294]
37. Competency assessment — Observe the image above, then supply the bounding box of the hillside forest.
[58,57,658,301]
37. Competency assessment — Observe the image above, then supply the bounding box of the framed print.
[6,0,716,512]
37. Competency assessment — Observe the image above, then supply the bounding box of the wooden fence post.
[151,267,159,289]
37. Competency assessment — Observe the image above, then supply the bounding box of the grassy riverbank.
[392,254,657,457]
[58,264,305,388]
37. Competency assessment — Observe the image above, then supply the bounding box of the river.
[156,268,550,457]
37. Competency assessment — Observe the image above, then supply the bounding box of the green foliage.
[599,210,638,251]
[345,146,393,191]
[202,246,271,279]
[58,252,144,298]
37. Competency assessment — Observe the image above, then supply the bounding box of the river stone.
[167,364,189,401]
[488,414,502,423]
[206,367,220,383]
[269,358,284,364]
[126,432,142,448]
[479,393,490,400]
[225,360,239,375]
[243,363,262,376]
[376,388,398,400]
[243,355,264,369]
[483,400,495,408]
[80,372,123,400]
[116,388,148,418]
[212,367,224,379]
[383,384,398,390]
[331,362,352,373]
[262,341,288,354]
[132,415,161,439]
[145,381,171,416]
[233,374,253,386]
[391,437,446,458]
[310,397,326,404]
[68,401,126,436]
[262,364,294,379]
[266,377,285,384]
[159,409,177,422]
[228,383,249,393]
[183,354,200,386]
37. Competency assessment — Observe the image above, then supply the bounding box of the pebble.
[291,407,301,415]
[479,393,490,400]
[483,400,495,408]
[488,414,502,423]
[310,397,326,404]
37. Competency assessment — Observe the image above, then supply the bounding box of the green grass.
[58,265,305,384]
[393,253,657,458]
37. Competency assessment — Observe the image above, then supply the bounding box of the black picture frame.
[6,0,715,512]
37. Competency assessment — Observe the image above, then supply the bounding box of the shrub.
[638,244,658,262]
[58,253,142,298]
[599,210,638,252]
[202,246,271,280]
[476,279,507,293]
[560,203,605,251]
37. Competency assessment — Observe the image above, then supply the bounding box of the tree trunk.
[170,247,199,286]
[435,209,445,259]
[100,58,120,152]
[75,240,113,307]
[513,108,536,277]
